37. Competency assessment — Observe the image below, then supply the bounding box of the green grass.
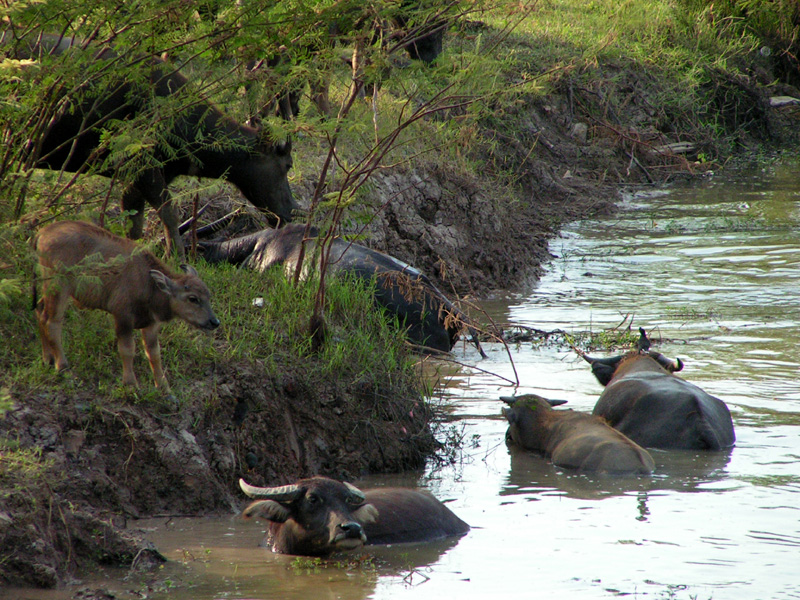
[279,0,769,204]
[0,224,416,403]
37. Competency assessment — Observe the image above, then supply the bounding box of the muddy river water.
[8,161,800,600]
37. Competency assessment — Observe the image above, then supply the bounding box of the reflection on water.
[503,447,734,503]
[4,162,800,600]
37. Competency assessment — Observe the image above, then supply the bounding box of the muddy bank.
[352,60,800,297]
[0,357,435,588]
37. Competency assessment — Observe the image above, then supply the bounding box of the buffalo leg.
[121,181,148,241]
[34,297,54,366]
[39,285,72,372]
[115,321,138,387]
[141,323,170,391]
[123,169,185,259]
[309,77,331,117]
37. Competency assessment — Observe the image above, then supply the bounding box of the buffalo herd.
[500,330,734,476]
[17,31,740,561]
[235,331,735,556]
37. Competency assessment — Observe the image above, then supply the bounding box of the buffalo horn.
[177,203,210,235]
[581,354,624,368]
[499,395,568,408]
[239,478,303,502]
[194,211,240,238]
[344,482,366,504]
[499,395,516,406]
[649,351,684,373]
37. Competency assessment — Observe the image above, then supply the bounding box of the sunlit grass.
[0,226,417,402]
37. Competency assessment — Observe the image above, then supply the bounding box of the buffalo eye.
[306,493,319,506]
[188,295,200,305]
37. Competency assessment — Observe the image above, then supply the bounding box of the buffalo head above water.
[239,476,470,555]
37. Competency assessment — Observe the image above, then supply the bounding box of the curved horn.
[649,351,684,373]
[239,478,303,501]
[177,203,210,235]
[343,481,366,505]
[195,211,240,238]
[500,395,567,408]
[583,354,624,368]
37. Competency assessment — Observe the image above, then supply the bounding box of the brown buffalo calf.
[35,220,219,391]
[501,394,655,475]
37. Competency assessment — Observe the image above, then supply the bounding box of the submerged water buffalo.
[4,33,296,256]
[34,220,219,392]
[581,347,735,450]
[239,477,470,555]
[197,224,486,356]
[501,395,655,475]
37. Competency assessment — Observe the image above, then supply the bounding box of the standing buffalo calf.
[239,477,470,556]
[197,224,486,356]
[5,33,296,257]
[501,395,655,475]
[35,220,220,392]
[581,348,735,450]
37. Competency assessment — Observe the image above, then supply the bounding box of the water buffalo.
[581,348,735,450]
[4,33,296,256]
[34,220,219,392]
[501,395,655,475]
[230,2,448,121]
[239,477,470,555]
[197,224,486,356]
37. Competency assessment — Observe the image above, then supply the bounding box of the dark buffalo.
[197,224,486,356]
[4,33,296,256]
[501,394,655,475]
[226,1,448,121]
[239,477,470,555]
[581,347,735,450]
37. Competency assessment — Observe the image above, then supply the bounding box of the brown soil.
[1,359,435,588]
[2,43,799,592]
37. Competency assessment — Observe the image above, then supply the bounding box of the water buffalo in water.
[581,347,735,450]
[4,33,296,257]
[501,395,655,475]
[34,220,219,392]
[239,477,470,555]
[197,224,486,356]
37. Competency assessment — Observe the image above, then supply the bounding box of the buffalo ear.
[277,138,292,155]
[180,263,199,277]
[242,500,291,523]
[352,503,379,525]
[150,270,175,295]
[502,407,516,425]
[591,362,618,386]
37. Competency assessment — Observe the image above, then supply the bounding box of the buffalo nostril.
[339,522,363,539]
[209,317,220,329]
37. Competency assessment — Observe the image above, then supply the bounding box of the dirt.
[0,358,435,589]
[2,42,800,593]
